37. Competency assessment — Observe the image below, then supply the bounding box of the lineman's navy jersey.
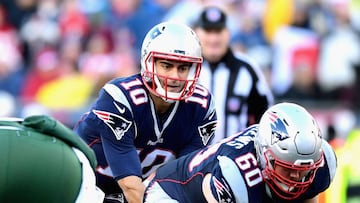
[74,74,217,194]
[145,125,336,203]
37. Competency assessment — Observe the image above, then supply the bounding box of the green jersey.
[0,115,104,203]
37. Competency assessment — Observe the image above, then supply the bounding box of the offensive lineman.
[144,102,337,203]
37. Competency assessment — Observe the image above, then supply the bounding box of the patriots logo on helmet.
[267,111,289,145]
[150,27,162,40]
[213,176,233,203]
[93,110,132,140]
[198,121,217,145]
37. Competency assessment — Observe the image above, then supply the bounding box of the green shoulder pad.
[22,115,97,169]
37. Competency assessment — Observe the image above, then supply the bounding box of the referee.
[193,6,274,143]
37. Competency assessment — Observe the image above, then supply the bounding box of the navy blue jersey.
[74,74,217,194]
[145,125,336,203]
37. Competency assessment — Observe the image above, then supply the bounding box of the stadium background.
[1,0,359,202]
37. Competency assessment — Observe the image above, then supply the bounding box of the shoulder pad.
[23,115,98,169]
[321,139,337,182]
[218,155,249,203]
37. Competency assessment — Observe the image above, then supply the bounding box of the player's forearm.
[118,176,145,203]
[123,188,144,203]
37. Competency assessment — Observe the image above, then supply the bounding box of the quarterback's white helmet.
[140,22,203,101]
[255,102,324,200]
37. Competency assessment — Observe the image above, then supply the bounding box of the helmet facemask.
[262,149,324,200]
[142,51,202,102]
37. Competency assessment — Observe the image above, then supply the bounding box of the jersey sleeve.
[201,92,218,145]
[179,88,218,156]
[208,156,250,203]
[100,85,144,180]
[77,83,143,180]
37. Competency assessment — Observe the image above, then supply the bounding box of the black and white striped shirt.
[199,49,274,143]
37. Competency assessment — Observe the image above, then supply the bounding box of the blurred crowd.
[0,0,359,122]
[1,0,360,202]
[0,0,360,128]
[0,2,358,120]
